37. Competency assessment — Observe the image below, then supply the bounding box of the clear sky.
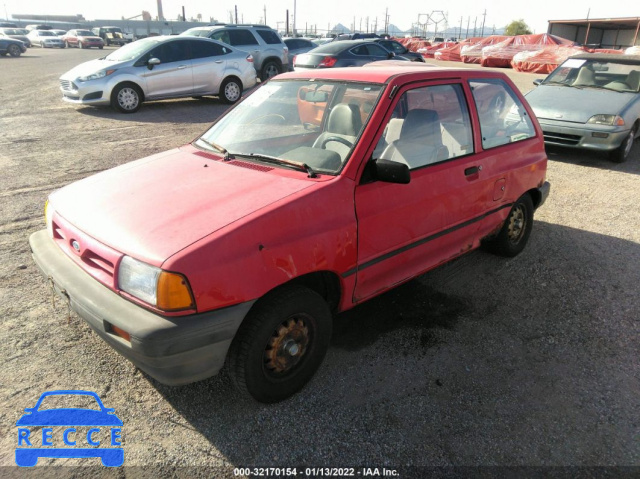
[3,0,639,34]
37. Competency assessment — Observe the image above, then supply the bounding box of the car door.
[139,40,193,99]
[467,78,538,240]
[353,80,486,302]
[188,40,230,94]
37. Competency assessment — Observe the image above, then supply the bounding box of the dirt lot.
[0,48,639,476]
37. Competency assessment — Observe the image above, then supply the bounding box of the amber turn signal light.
[156,271,195,311]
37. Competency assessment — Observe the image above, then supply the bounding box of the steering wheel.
[320,136,353,148]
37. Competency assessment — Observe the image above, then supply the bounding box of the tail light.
[246,54,254,63]
[318,56,337,68]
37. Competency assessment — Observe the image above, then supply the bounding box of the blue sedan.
[293,40,397,70]
[0,36,26,57]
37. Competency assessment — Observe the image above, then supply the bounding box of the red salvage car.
[30,64,549,403]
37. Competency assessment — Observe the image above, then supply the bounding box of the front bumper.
[59,78,111,105]
[537,181,550,209]
[30,230,254,386]
[537,118,630,151]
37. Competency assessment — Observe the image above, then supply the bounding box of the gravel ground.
[0,48,639,477]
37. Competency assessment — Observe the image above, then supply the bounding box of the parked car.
[0,36,26,56]
[32,64,549,403]
[293,40,396,70]
[62,29,104,49]
[283,37,316,70]
[181,24,289,80]
[0,28,31,47]
[59,36,256,112]
[335,33,380,41]
[0,22,18,28]
[526,53,640,162]
[91,26,127,46]
[27,29,64,48]
[373,38,425,62]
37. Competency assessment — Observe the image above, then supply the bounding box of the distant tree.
[505,19,532,36]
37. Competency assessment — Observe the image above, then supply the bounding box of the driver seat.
[312,104,362,161]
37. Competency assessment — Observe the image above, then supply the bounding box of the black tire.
[260,60,281,81]
[110,83,142,113]
[228,285,333,403]
[99,46,103,50]
[610,125,637,163]
[484,194,534,257]
[7,44,21,57]
[220,77,242,104]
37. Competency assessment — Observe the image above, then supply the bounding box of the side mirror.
[147,57,161,70]
[374,159,410,184]
[387,51,395,59]
[533,79,543,86]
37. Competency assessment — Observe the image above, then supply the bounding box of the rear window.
[228,29,258,46]
[256,29,281,44]
[311,42,352,54]
[182,29,212,38]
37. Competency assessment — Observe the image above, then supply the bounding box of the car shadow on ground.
[148,221,640,465]
[75,98,233,124]
[546,141,640,175]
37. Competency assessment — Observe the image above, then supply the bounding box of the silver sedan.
[526,54,640,162]
[59,36,257,113]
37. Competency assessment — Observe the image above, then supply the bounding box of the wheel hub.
[264,317,309,374]
[508,206,525,243]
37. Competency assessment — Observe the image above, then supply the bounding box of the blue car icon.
[16,390,123,467]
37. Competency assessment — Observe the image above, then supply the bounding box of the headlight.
[117,256,195,311]
[45,200,55,238]
[78,69,116,82]
[587,114,625,126]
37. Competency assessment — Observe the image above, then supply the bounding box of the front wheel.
[610,125,637,163]
[228,286,333,403]
[111,83,142,113]
[8,44,21,57]
[484,194,534,257]
[261,61,281,81]
[220,77,242,104]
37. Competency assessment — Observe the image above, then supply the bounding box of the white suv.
[181,24,289,81]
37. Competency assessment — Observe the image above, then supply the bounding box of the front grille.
[60,80,75,91]
[543,131,582,146]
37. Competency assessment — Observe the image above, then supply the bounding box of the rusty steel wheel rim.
[264,316,311,375]
[507,205,526,244]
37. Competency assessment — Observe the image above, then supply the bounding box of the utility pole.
[359,18,362,33]
[385,8,389,34]
[366,16,369,33]
[466,16,470,39]
[264,5,266,25]
[459,16,463,40]
[286,9,289,36]
[234,5,238,24]
[480,9,486,37]
[182,6,186,21]
[374,17,377,34]
[473,16,477,37]
[293,0,296,36]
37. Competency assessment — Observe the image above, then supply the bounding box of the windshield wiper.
[233,152,317,178]
[197,138,231,160]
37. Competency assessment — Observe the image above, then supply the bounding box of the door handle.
[177,65,187,69]
[215,60,223,63]
[464,166,479,176]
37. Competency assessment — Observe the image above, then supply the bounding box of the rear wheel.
[111,83,142,113]
[261,60,281,81]
[8,44,21,57]
[228,286,332,403]
[484,194,534,257]
[220,77,242,104]
[610,125,637,163]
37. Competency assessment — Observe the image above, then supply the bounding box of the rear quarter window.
[256,29,282,45]
[228,29,259,46]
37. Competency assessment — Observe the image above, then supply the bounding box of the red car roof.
[278,63,508,84]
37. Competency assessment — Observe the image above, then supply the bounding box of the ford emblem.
[71,240,80,253]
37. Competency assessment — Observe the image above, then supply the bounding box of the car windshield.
[104,37,158,61]
[544,58,640,92]
[195,79,384,175]
[76,30,93,36]
[38,31,55,36]
[181,29,211,37]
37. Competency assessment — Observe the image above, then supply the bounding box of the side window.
[228,29,259,46]
[211,30,230,44]
[256,29,281,44]
[365,44,389,57]
[148,41,189,64]
[388,41,406,53]
[373,84,474,170]
[350,45,368,56]
[469,79,536,149]
[190,40,228,59]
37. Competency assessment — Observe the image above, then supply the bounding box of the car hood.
[49,146,318,265]
[61,58,129,78]
[526,85,636,123]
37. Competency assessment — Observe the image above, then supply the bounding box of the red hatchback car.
[61,29,104,49]
[31,65,549,403]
